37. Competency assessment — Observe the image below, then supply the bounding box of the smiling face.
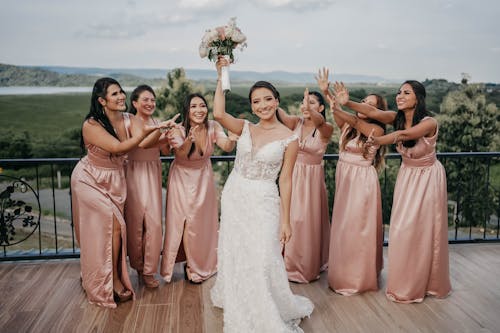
[396,83,417,111]
[250,87,279,120]
[358,95,379,119]
[100,84,126,112]
[188,96,208,125]
[133,90,156,117]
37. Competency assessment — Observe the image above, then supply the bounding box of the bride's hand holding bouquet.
[199,17,247,92]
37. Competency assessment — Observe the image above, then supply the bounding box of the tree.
[437,84,499,229]
[156,68,202,119]
[0,129,33,159]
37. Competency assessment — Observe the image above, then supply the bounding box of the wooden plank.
[0,244,499,333]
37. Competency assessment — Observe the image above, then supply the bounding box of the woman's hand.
[300,88,311,118]
[280,223,292,245]
[216,56,231,78]
[188,125,200,142]
[315,67,330,94]
[333,81,349,106]
[158,113,180,131]
[365,128,378,147]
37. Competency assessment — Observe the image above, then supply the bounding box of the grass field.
[0,93,90,139]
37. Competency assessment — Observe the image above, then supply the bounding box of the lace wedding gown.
[211,121,314,332]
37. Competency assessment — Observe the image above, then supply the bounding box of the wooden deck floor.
[1,243,500,333]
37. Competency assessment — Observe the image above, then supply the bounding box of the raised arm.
[139,114,181,148]
[334,82,397,124]
[325,94,383,138]
[302,88,334,140]
[278,139,299,245]
[368,117,437,146]
[82,119,158,154]
[277,107,300,130]
[213,121,237,152]
[213,57,245,135]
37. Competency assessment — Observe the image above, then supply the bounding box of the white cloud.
[251,0,334,10]
[179,0,229,10]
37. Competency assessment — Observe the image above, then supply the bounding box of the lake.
[0,86,138,95]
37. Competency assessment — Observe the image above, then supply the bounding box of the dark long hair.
[248,81,283,123]
[80,77,125,151]
[182,93,209,158]
[128,85,156,115]
[341,93,388,171]
[393,80,430,148]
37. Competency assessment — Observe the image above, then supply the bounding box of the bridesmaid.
[366,80,451,303]
[124,85,181,288]
[71,78,162,307]
[160,93,236,283]
[318,69,387,295]
[279,88,333,283]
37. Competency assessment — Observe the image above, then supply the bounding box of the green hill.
[0,63,164,87]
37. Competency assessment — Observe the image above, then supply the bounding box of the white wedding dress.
[211,121,314,333]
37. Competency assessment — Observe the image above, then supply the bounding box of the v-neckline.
[247,122,289,158]
[298,120,315,146]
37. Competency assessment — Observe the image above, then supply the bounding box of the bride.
[210,57,314,332]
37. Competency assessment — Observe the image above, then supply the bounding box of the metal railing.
[1,152,499,261]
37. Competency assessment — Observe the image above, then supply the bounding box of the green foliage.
[0,63,163,87]
[0,129,33,158]
[437,84,500,227]
[156,68,206,121]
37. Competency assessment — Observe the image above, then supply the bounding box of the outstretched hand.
[365,128,377,147]
[158,113,181,131]
[333,81,349,105]
[315,67,330,94]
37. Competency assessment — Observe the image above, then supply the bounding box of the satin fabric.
[71,117,135,308]
[160,120,222,283]
[328,125,383,295]
[386,118,451,303]
[284,118,330,283]
[124,145,163,277]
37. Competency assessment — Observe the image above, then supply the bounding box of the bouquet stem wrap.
[221,55,231,92]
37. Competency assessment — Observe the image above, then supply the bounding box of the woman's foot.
[113,280,132,302]
[113,288,132,303]
[142,274,160,288]
[184,264,202,284]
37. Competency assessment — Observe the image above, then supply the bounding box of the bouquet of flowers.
[199,17,247,91]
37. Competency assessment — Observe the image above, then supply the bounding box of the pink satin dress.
[284,118,330,283]
[160,120,222,283]
[124,144,163,278]
[328,124,383,295]
[386,118,451,303]
[71,114,135,308]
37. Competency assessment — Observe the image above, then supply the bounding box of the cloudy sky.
[1,0,499,83]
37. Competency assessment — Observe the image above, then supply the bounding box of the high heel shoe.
[183,264,202,284]
[142,274,160,288]
[113,288,132,303]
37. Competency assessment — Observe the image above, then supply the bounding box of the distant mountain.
[1,63,393,87]
[35,65,391,84]
[0,64,163,87]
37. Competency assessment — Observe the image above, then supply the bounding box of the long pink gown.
[160,120,223,283]
[386,118,451,303]
[284,118,330,283]
[124,144,163,277]
[328,124,383,295]
[71,114,134,308]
